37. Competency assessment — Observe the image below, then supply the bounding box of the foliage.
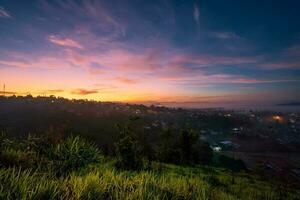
[114,124,143,170]
[0,164,299,200]
[157,129,177,163]
[49,136,103,175]
[157,129,213,165]
[0,134,102,175]
[0,134,299,199]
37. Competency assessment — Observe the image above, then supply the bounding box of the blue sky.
[0,0,300,104]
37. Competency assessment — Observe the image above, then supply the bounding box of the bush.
[50,136,103,175]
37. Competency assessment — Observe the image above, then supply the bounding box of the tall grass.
[0,134,299,199]
[1,165,299,200]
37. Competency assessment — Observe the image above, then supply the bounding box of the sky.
[0,0,300,106]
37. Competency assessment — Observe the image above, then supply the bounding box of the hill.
[0,134,299,200]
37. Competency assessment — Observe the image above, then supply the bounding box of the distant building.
[212,146,222,152]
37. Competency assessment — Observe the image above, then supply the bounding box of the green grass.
[1,164,299,200]
[0,135,299,200]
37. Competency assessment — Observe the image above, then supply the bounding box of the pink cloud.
[0,60,29,68]
[159,73,299,85]
[114,77,139,84]
[0,56,72,69]
[174,54,261,66]
[213,32,240,40]
[49,35,84,49]
[260,61,300,69]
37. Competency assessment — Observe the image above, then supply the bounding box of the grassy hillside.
[0,134,299,200]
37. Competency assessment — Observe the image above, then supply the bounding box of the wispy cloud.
[260,61,300,69]
[40,0,125,37]
[0,7,11,18]
[0,56,71,69]
[71,88,98,95]
[114,77,139,84]
[48,35,84,49]
[0,60,29,68]
[159,73,300,85]
[39,89,64,95]
[193,4,200,25]
[0,91,17,95]
[213,32,240,40]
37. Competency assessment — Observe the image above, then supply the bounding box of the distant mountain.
[277,102,300,106]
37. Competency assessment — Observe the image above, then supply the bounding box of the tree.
[176,129,213,165]
[157,128,177,163]
[114,124,142,170]
[177,129,199,164]
[194,141,213,165]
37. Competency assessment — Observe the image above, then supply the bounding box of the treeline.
[114,121,213,170]
[0,95,247,171]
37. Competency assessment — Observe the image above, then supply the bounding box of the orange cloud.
[71,89,98,95]
[0,91,17,95]
[49,35,84,49]
[39,89,64,95]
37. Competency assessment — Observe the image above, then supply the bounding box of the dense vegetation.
[0,95,248,156]
[0,96,299,199]
[0,133,299,200]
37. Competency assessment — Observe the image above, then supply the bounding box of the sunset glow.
[0,0,300,105]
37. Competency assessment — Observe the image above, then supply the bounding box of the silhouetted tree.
[195,141,213,165]
[177,129,199,164]
[157,128,177,163]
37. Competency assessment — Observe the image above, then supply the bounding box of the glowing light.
[272,115,283,122]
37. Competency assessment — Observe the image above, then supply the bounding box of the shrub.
[50,136,103,175]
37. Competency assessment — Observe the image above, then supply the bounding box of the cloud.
[170,54,260,68]
[159,73,300,85]
[114,77,139,84]
[260,61,300,69]
[40,0,125,37]
[285,44,300,56]
[48,35,84,49]
[0,91,17,95]
[193,4,200,25]
[71,88,98,95]
[213,32,240,40]
[39,89,64,95]
[0,60,29,68]
[0,53,73,69]
[0,7,11,18]
[259,43,300,69]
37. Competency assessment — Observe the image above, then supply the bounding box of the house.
[212,146,222,152]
